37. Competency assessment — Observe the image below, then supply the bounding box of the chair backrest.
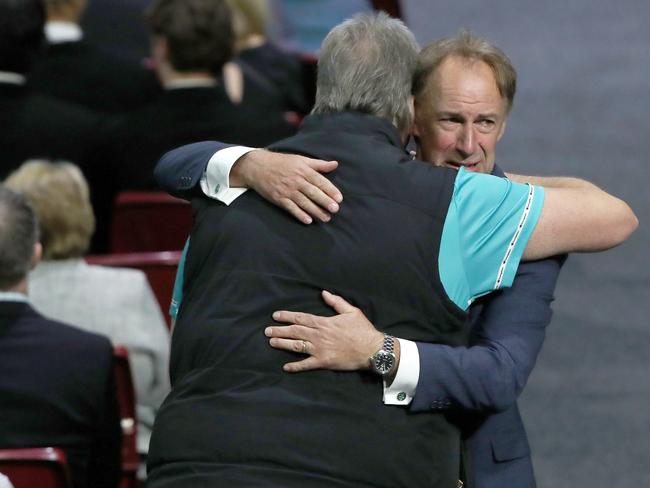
[85,251,182,329]
[0,448,72,488]
[110,192,191,253]
[112,346,140,488]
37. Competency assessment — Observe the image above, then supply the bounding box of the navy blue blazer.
[155,144,564,488]
[410,166,565,487]
[0,301,122,488]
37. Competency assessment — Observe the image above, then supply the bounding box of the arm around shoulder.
[520,176,638,260]
[154,141,234,199]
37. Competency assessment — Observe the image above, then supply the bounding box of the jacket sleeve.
[411,255,565,413]
[153,141,233,199]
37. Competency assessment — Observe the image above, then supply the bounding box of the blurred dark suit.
[28,40,159,115]
[237,42,309,114]
[90,85,295,252]
[0,81,100,179]
[0,301,121,488]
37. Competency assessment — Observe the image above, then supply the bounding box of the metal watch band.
[383,334,394,353]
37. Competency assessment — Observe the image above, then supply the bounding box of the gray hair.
[312,12,420,133]
[0,185,39,289]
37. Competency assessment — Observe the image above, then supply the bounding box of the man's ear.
[30,242,42,270]
[497,118,507,141]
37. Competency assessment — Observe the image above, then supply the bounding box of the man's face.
[414,56,509,174]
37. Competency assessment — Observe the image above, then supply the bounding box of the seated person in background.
[0,185,121,488]
[0,0,100,179]
[28,0,159,115]
[91,0,294,252]
[4,160,171,456]
[224,0,310,114]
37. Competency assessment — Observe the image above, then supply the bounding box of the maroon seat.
[85,251,182,329]
[110,192,191,253]
[112,346,140,488]
[0,447,72,488]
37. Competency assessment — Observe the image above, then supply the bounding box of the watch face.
[374,351,395,374]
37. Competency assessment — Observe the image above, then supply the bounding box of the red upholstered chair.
[85,251,182,329]
[113,346,140,488]
[110,192,191,253]
[0,447,72,488]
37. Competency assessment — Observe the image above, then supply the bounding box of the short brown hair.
[4,160,95,260]
[146,0,234,73]
[412,30,517,113]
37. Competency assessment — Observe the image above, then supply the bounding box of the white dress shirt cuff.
[383,338,420,405]
[199,146,255,204]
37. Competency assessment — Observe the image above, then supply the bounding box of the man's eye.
[476,120,496,131]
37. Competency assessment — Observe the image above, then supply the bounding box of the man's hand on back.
[232,150,343,224]
[265,291,388,373]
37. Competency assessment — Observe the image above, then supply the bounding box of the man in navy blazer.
[0,186,121,488]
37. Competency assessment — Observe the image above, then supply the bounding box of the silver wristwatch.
[369,334,396,377]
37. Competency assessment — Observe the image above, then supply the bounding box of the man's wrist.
[367,332,400,382]
[229,148,260,187]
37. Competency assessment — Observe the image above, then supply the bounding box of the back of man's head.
[146,0,234,74]
[0,185,39,290]
[312,12,419,134]
[412,30,517,113]
[0,0,46,73]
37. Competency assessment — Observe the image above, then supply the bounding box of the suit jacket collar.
[0,300,34,320]
[300,112,405,150]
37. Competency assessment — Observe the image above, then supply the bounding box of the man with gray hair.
[0,185,121,488]
[149,13,636,488]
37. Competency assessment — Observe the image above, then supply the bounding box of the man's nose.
[457,125,477,156]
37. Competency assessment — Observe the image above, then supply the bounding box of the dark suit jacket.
[28,40,158,115]
[0,301,121,488]
[28,41,160,114]
[237,42,309,114]
[0,81,101,179]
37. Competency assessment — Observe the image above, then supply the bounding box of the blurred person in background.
[0,0,99,179]
[90,0,294,252]
[28,0,158,115]
[0,185,121,488]
[224,0,309,114]
[4,160,171,457]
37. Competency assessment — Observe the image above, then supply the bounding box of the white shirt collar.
[0,291,29,303]
[0,71,26,85]
[45,21,83,44]
[165,78,218,90]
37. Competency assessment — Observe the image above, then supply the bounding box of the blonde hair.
[226,0,271,49]
[4,160,95,260]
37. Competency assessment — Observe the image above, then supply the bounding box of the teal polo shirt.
[169,168,544,318]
